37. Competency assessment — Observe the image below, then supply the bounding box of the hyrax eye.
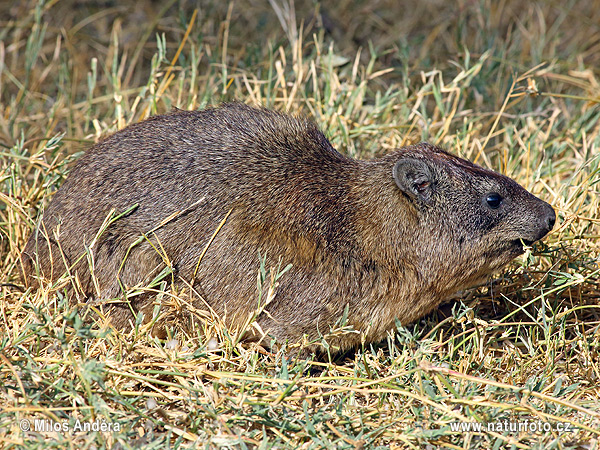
[486,192,503,209]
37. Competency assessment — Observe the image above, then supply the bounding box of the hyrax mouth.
[510,238,534,255]
[508,238,535,256]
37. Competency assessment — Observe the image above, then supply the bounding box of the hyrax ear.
[392,158,435,202]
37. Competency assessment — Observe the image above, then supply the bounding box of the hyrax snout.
[22,103,555,352]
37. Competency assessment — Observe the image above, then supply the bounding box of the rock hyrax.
[22,103,556,352]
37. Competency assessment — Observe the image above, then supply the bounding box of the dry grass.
[1,0,599,448]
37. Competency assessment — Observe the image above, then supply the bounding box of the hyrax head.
[391,143,555,289]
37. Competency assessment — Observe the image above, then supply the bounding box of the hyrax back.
[22,103,555,352]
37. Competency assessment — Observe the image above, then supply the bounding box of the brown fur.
[22,103,555,352]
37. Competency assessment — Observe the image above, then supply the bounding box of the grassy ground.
[1,0,599,448]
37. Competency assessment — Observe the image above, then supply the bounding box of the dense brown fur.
[22,103,555,353]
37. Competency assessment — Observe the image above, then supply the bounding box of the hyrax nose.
[532,203,556,242]
[544,206,556,232]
